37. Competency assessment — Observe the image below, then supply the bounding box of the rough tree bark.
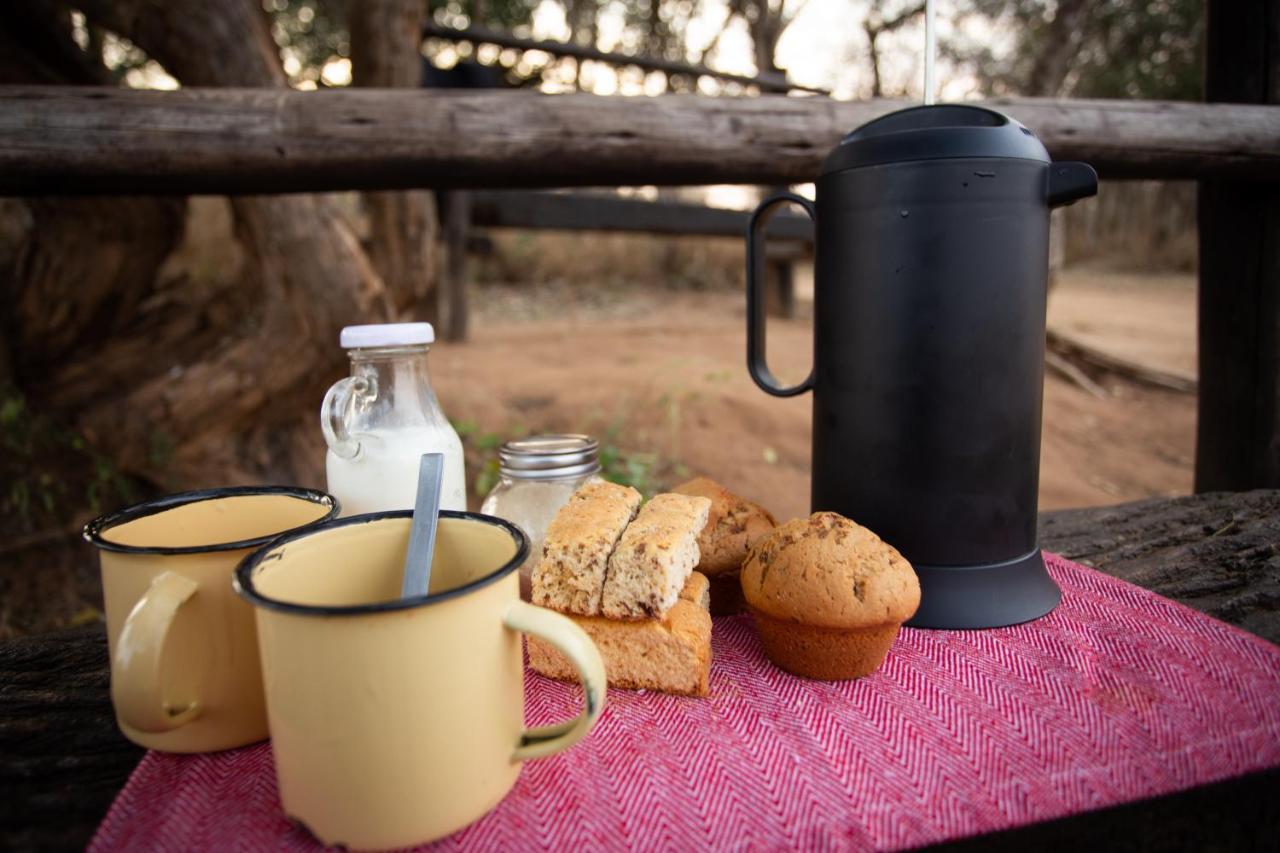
[0,4,185,403]
[349,0,439,321]
[52,0,391,488]
[2,91,1275,189]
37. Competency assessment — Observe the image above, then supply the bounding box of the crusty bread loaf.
[741,512,919,681]
[531,481,641,616]
[528,573,712,696]
[600,493,711,620]
[672,477,777,577]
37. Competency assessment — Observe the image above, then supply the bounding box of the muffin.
[672,477,777,615]
[740,512,920,680]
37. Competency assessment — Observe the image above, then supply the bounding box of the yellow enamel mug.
[84,486,339,753]
[235,510,607,850]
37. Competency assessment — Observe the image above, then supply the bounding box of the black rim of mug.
[83,486,340,555]
[233,509,531,617]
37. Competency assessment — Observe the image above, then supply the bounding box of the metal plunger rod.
[924,0,937,105]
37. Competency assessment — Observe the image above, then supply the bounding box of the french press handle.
[746,192,816,397]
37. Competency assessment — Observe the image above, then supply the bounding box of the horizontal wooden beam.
[423,23,828,95]
[1,87,1278,195]
[469,190,814,240]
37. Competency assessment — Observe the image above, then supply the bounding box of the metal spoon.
[402,452,445,598]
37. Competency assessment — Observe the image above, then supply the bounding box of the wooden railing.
[0,88,1277,195]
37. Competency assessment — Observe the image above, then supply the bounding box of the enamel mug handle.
[504,600,606,761]
[746,192,816,397]
[111,571,203,733]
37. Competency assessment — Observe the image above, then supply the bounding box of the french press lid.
[820,104,1052,176]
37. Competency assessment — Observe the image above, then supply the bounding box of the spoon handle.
[402,452,445,598]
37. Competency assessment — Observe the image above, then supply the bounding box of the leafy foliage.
[265,0,350,86]
[0,387,138,530]
[428,0,536,30]
[951,0,1203,100]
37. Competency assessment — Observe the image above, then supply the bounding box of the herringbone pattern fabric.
[91,554,1280,851]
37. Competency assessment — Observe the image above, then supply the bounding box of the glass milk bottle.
[322,323,466,516]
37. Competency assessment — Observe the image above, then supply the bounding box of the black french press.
[746,104,1097,629]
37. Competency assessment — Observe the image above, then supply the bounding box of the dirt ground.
[435,266,1197,523]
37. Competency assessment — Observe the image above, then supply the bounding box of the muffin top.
[673,477,777,576]
[740,512,920,629]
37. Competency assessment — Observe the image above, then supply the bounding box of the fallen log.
[0,629,141,851]
[1046,328,1198,394]
[1040,489,1280,644]
[0,89,1278,195]
[1045,348,1108,398]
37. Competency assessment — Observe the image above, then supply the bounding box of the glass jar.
[480,434,604,599]
[321,323,466,516]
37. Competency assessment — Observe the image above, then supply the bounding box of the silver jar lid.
[499,434,601,480]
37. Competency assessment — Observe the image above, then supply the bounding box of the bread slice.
[528,573,712,697]
[530,481,642,617]
[600,493,711,620]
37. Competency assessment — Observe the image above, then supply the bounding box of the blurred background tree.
[951,0,1203,99]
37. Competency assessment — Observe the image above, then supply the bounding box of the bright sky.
[518,0,1002,100]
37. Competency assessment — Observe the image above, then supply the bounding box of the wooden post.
[1195,1,1280,491]
[441,190,471,343]
[762,185,797,319]
[762,242,809,319]
[765,258,796,319]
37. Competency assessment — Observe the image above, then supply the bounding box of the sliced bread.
[530,481,642,617]
[600,493,711,620]
[528,572,712,697]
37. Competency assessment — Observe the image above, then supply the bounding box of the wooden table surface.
[2,491,1278,851]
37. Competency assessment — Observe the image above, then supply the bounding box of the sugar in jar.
[480,435,604,599]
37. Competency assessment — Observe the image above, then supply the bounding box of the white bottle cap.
[339,322,435,349]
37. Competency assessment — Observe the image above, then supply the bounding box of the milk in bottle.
[322,323,466,515]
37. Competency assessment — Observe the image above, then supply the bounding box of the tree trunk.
[1025,0,1090,98]
[862,3,925,98]
[745,0,784,80]
[0,3,187,412]
[349,0,439,321]
[57,0,390,490]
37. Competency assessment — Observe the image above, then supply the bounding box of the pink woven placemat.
[91,554,1280,851]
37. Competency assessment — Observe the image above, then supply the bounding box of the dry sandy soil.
[433,266,1197,523]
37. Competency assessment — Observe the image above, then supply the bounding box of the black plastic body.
[813,157,1049,568]
[746,152,1100,629]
